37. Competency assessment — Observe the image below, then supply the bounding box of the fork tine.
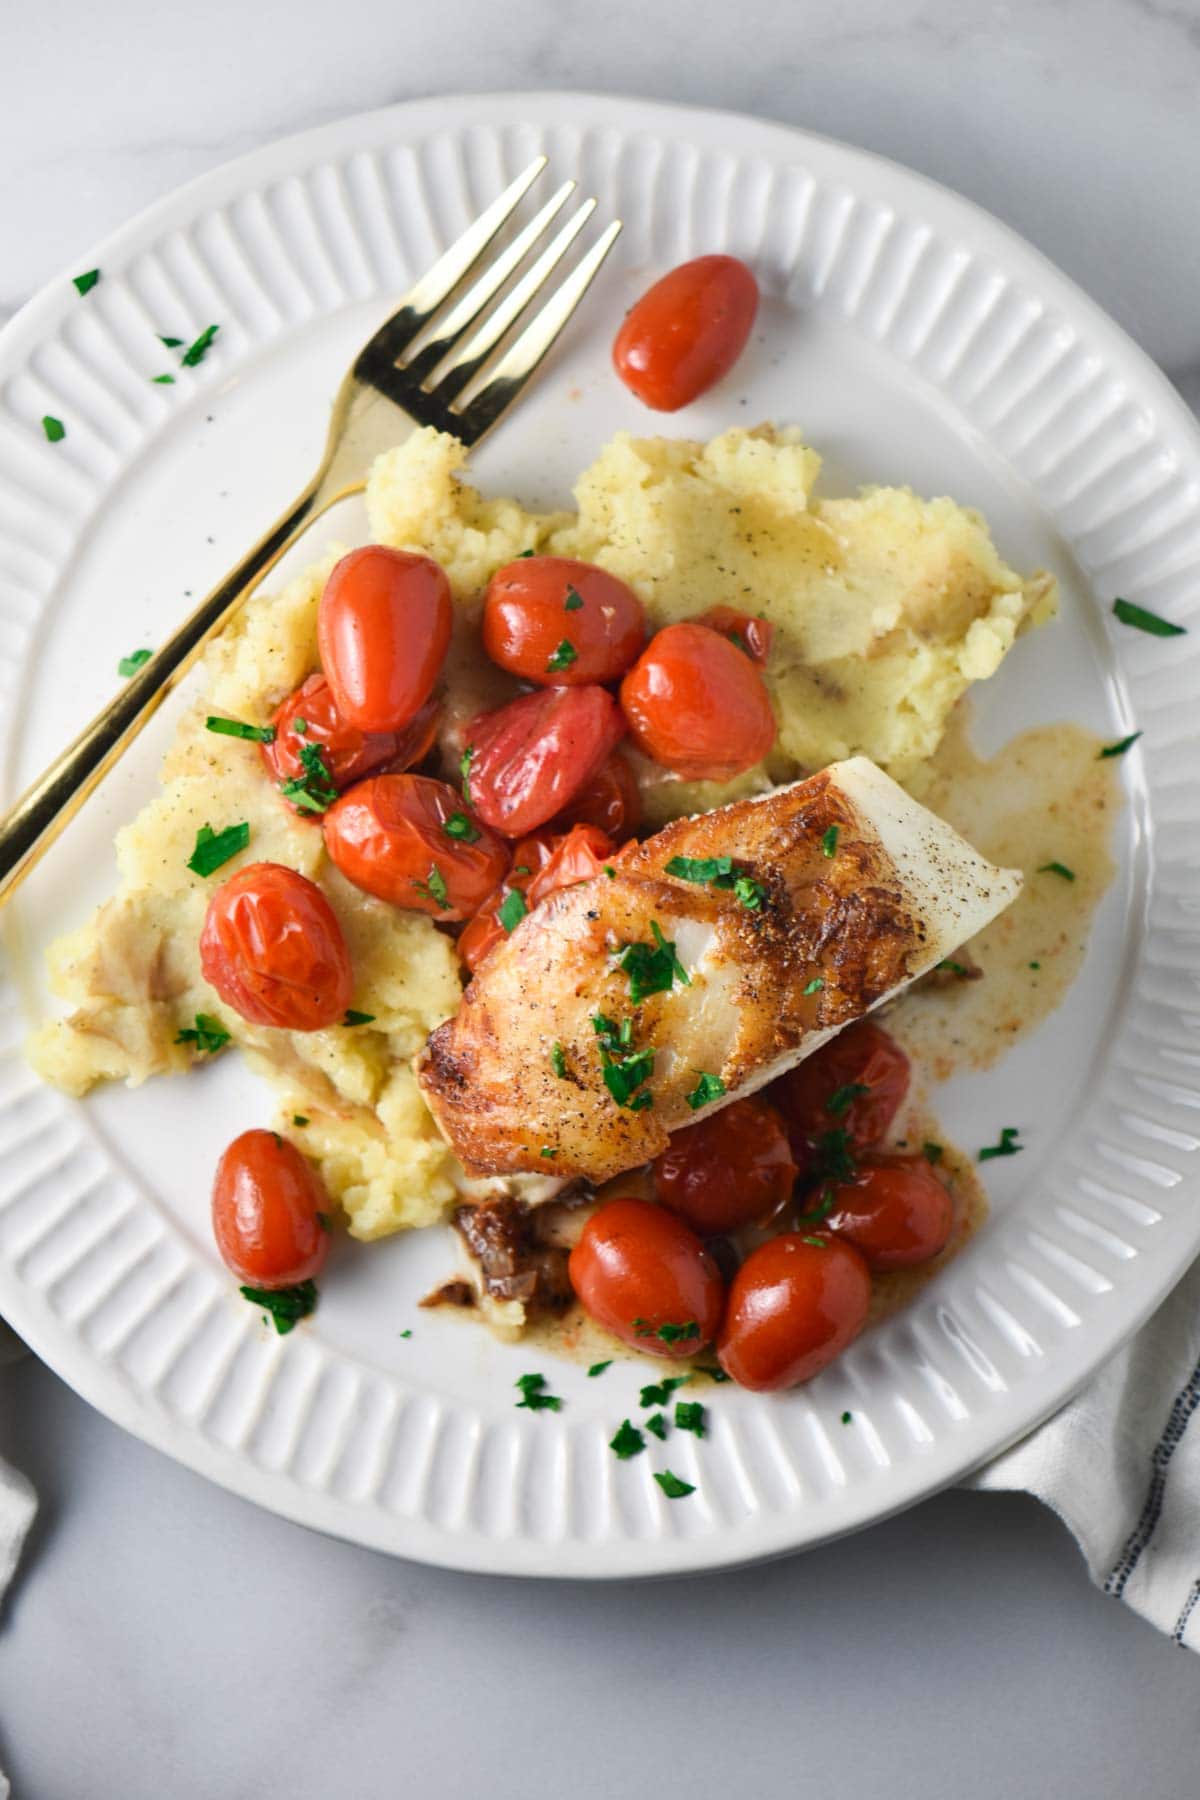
[428,198,599,403]
[399,180,578,386]
[354,155,547,377]
[452,219,623,442]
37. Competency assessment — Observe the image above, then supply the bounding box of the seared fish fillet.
[417,758,1020,1184]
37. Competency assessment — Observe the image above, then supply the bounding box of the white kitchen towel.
[970,1251,1200,1648]
[0,1321,35,1617]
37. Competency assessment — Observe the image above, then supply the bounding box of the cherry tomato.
[482,556,646,686]
[654,1096,796,1237]
[465,685,625,838]
[200,863,353,1031]
[525,822,614,907]
[772,1021,911,1155]
[695,604,774,668]
[613,255,759,412]
[568,1197,725,1359]
[212,1128,331,1288]
[553,750,643,839]
[824,1156,954,1271]
[317,545,452,732]
[456,831,557,974]
[620,622,776,781]
[717,1234,871,1391]
[323,773,508,920]
[262,673,439,812]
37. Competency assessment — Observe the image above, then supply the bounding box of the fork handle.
[0,480,326,908]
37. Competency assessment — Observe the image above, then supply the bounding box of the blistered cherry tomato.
[695,604,774,667]
[613,255,759,412]
[456,832,556,974]
[654,1096,796,1237]
[317,546,452,732]
[262,673,439,811]
[553,750,642,839]
[717,1234,871,1391]
[772,1021,910,1156]
[465,685,625,837]
[525,822,614,906]
[200,863,353,1031]
[568,1197,725,1359]
[824,1156,954,1271]
[212,1128,330,1288]
[483,556,646,686]
[323,774,508,920]
[620,622,776,781]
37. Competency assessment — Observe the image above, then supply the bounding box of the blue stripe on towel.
[1105,1354,1200,1599]
[1172,1579,1200,1646]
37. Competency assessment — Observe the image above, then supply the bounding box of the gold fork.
[0,156,621,906]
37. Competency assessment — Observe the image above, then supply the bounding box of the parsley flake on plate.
[675,1401,706,1437]
[922,1142,944,1165]
[587,1360,612,1378]
[695,1364,731,1383]
[979,1126,1022,1162]
[617,919,690,1005]
[278,741,338,814]
[72,269,100,295]
[117,648,152,678]
[733,874,766,910]
[158,335,184,349]
[151,373,175,385]
[645,1412,668,1441]
[42,415,65,443]
[826,1082,869,1118]
[186,821,249,878]
[515,1372,563,1412]
[498,888,527,932]
[664,854,766,911]
[593,1013,654,1110]
[550,1041,568,1079]
[653,1469,695,1500]
[545,638,578,673]
[443,811,481,843]
[1112,597,1186,637]
[181,323,220,367]
[539,1146,557,1159]
[1099,731,1142,759]
[412,864,450,911]
[803,976,825,995]
[292,1115,309,1127]
[821,824,839,858]
[206,715,275,743]
[342,1010,375,1027]
[639,1376,690,1409]
[634,1318,699,1345]
[173,1013,230,1055]
[841,1411,853,1425]
[609,1419,644,1460]
[240,1279,318,1336]
[563,584,584,611]
[459,745,474,803]
[1037,860,1075,882]
[686,1071,725,1111]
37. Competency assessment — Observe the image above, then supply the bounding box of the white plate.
[1,92,1198,1578]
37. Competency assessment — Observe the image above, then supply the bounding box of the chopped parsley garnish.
[1037,860,1075,882]
[515,1372,563,1412]
[603,865,616,879]
[1113,597,1186,638]
[186,821,249,877]
[810,1127,857,1183]
[634,1318,699,1345]
[675,1401,706,1437]
[118,648,152,677]
[399,1329,412,1339]
[1099,731,1142,759]
[563,584,584,611]
[158,335,185,348]
[664,854,766,910]
[413,864,450,910]
[278,741,338,813]
[609,1419,645,1459]
[498,888,527,932]
[516,548,535,558]
[443,811,481,843]
[459,745,474,803]
[293,1115,309,1127]
[292,718,308,734]
[922,1142,944,1164]
[539,1146,556,1159]
[796,1188,835,1226]
[550,1041,568,1078]
[181,323,220,367]
[827,1082,869,1118]
[206,714,275,742]
[42,415,65,442]
[343,1010,375,1027]
[72,269,100,295]
[617,919,690,1004]
[803,976,825,995]
[696,1365,731,1383]
[513,865,530,876]
[979,1126,1022,1162]
[645,1412,668,1441]
[654,1470,695,1500]
[686,1072,725,1111]
[587,1360,612,1378]
[593,1013,654,1109]
[938,958,970,976]
[639,1376,690,1409]
[240,1279,317,1336]
[801,1235,828,1249]
[1029,960,1041,970]
[841,1410,853,1425]
[174,1013,230,1054]
[152,373,175,384]
[546,638,578,673]
[821,824,840,858]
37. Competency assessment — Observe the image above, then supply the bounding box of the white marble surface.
[3,1,1200,1793]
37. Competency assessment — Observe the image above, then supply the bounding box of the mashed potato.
[29,425,1055,1239]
